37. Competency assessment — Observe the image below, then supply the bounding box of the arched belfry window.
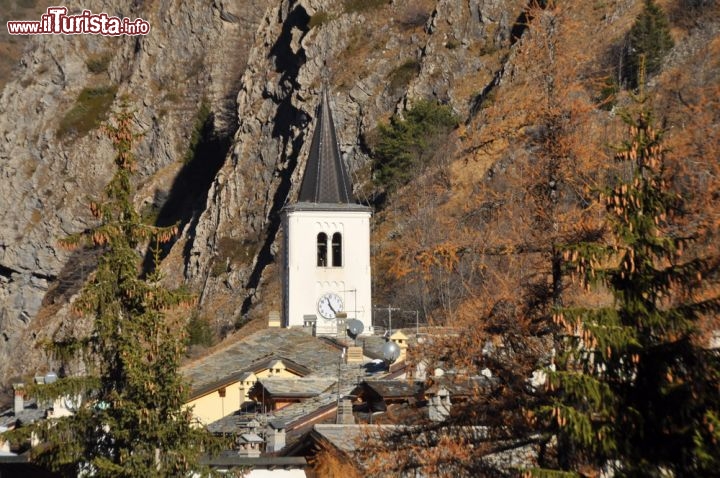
[317,233,328,267]
[332,233,342,267]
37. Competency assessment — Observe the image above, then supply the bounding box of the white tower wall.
[283,207,372,335]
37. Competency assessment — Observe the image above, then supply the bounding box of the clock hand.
[328,303,337,313]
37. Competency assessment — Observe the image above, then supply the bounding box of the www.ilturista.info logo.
[7,6,150,36]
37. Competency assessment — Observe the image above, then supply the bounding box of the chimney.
[428,386,451,422]
[336,399,355,425]
[389,330,409,362]
[237,433,263,458]
[303,315,317,336]
[335,313,348,337]
[268,310,281,328]
[0,434,10,453]
[13,383,25,415]
[266,421,286,453]
[346,346,364,364]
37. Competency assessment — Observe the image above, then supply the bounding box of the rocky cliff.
[181,0,525,332]
[0,0,522,386]
[1,0,718,390]
[0,0,269,384]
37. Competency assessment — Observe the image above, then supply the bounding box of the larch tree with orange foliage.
[363,2,614,476]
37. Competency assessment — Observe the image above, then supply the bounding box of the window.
[317,233,327,267]
[332,233,342,267]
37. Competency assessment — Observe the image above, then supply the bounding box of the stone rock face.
[0,0,526,386]
[0,0,267,383]
[183,0,526,330]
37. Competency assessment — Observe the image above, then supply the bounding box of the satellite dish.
[44,371,58,384]
[346,319,364,339]
[381,341,401,365]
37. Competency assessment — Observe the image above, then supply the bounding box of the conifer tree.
[531,109,720,476]
[26,108,213,477]
[373,99,458,191]
[623,0,674,88]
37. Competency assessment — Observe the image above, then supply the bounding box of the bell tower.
[282,90,372,335]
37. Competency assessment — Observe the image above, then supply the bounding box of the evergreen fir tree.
[26,109,213,477]
[531,109,720,476]
[623,0,674,89]
[373,99,458,191]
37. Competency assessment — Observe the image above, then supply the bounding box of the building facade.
[282,90,372,335]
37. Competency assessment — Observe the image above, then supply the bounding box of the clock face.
[317,292,343,319]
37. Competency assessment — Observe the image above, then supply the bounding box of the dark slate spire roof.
[298,89,353,204]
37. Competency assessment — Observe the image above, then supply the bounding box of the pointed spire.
[298,89,354,204]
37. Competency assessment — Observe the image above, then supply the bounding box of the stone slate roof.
[206,360,369,435]
[192,330,405,437]
[256,378,336,398]
[311,424,397,453]
[183,328,343,397]
[188,354,314,400]
[355,380,424,399]
[297,89,353,204]
[310,424,539,472]
[0,401,45,429]
[237,371,256,381]
[239,433,264,444]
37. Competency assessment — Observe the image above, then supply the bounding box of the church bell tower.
[282,90,372,335]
